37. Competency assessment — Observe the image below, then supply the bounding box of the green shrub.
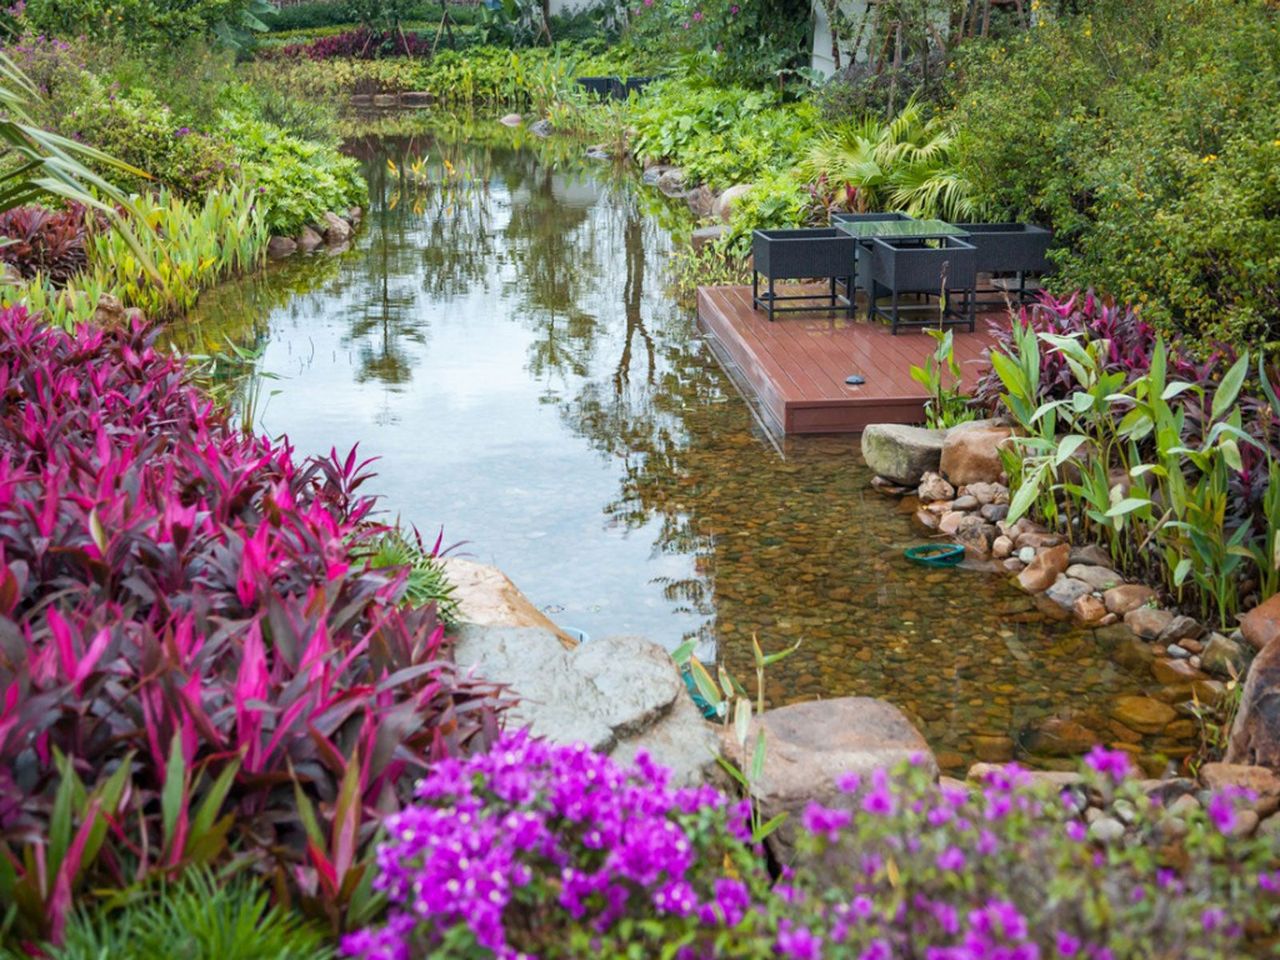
[220,111,366,235]
[22,0,268,47]
[629,82,817,188]
[3,869,333,960]
[718,167,812,254]
[949,0,1280,350]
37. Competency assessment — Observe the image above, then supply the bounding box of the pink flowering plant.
[345,741,1279,959]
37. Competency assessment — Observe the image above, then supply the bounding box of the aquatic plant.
[0,308,507,945]
[342,737,1278,959]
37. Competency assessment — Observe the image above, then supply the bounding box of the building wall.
[808,0,872,78]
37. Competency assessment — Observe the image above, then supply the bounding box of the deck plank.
[696,284,1002,435]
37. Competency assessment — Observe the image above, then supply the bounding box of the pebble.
[1017,546,1036,564]
[1088,816,1126,842]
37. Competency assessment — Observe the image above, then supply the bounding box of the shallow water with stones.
[175,115,1197,776]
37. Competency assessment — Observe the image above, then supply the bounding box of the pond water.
[180,115,1195,776]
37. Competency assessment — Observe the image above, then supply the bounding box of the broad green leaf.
[1105,498,1152,518]
[1211,352,1249,421]
[161,733,187,850]
[750,730,766,782]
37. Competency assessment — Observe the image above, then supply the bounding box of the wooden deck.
[696,284,1001,435]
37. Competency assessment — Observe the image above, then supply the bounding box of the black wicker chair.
[865,236,977,334]
[830,212,917,299]
[751,228,857,321]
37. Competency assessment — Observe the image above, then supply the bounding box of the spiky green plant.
[799,100,977,221]
[2,869,333,960]
[362,528,461,624]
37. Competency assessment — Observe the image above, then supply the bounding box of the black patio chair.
[830,212,917,299]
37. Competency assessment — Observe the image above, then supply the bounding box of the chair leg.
[752,270,759,311]
[829,275,837,317]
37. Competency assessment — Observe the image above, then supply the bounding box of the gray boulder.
[454,627,718,785]
[861,424,945,485]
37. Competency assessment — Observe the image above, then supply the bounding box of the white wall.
[809,0,872,78]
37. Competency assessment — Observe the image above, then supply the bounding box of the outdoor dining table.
[833,218,969,241]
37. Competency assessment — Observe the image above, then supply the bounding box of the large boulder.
[454,627,719,786]
[1240,594,1280,652]
[939,423,1014,485]
[656,167,688,197]
[441,557,577,648]
[713,183,753,223]
[267,235,297,259]
[691,224,726,253]
[861,424,945,485]
[720,698,936,864]
[1227,636,1280,770]
[322,211,352,244]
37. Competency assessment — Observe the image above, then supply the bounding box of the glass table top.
[835,218,969,239]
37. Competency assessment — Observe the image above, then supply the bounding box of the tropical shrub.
[0,309,507,945]
[979,293,1280,626]
[949,0,1280,349]
[0,204,91,284]
[717,167,812,255]
[4,869,333,960]
[21,0,271,47]
[342,735,1279,959]
[798,100,975,222]
[279,26,434,60]
[221,112,366,236]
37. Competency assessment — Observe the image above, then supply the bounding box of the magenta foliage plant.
[0,307,507,947]
[280,27,433,61]
[343,738,1279,960]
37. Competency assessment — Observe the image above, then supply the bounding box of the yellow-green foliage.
[1,184,267,328]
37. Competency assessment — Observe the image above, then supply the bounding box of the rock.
[1016,543,1071,594]
[950,494,978,510]
[939,511,965,536]
[860,424,945,485]
[972,736,1015,763]
[1125,606,1175,640]
[91,293,125,326]
[528,119,553,137]
[1065,564,1123,592]
[1227,636,1280,769]
[979,503,1009,523]
[939,425,1014,485]
[267,235,297,259]
[656,167,688,197]
[1104,584,1157,616]
[712,183,753,223]
[968,764,1082,790]
[691,224,726,253]
[991,535,1014,560]
[964,481,1009,505]
[720,698,935,864]
[917,472,954,503]
[1088,816,1125,843]
[641,165,669,187]
[499,112,523,126]
[1158,615,1202,644]
[455,628,717,785]
[322,211,352,244]
[1002,557,1026,573]
[870,476,911,495]
[1044,574,1092,611]
[1014,531,1065,550]
[684,184,715,218]
[1073,594,1109,625]
[122,307,145,326]
[955,517,996,558]
[1201,632,1250,679]
[296,226,324,252]
[348,206,363,223]
[1110,696,1177,734]
[1069,543,1113,567]
[372,93,398,107]
[1017,546,1036,564]
[1240,594,1280,652]
[914,509,940,531]
[1199,763,1280,817]
[1151,658,1208,685]
[441,557,577,647]
[1021,716,1100,756]
[1166,644,1191,659]
[399,91,435,105]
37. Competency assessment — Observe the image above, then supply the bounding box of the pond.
[179,114,1195,776]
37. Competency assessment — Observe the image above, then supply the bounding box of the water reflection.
[180,115,1195,775]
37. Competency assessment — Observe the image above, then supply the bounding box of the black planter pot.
[624,76,655,98]
[751,228,857,321]
[866,236,977,334]
[953,222,1052,305]
[576,77,614,100]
